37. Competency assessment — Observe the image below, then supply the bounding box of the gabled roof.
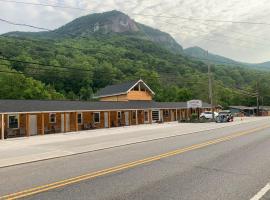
[94,79,155,98]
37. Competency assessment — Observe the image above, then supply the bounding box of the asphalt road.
[0,119,270,200]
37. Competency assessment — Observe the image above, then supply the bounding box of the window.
[8,115,19,128]
[117,111,122,119]
[94,112,100,123]
[132,111,136,120]
[152,110,160,122]
[77,113,83,125]
[49,113,56,123]
[133,85,139,91]
[164,110,169,117]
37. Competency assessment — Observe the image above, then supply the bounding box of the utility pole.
[207,51,215,121]
[256,81,260,116]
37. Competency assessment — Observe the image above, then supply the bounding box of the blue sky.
[0,0,269,63]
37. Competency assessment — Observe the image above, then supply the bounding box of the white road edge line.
[250,183,270,200]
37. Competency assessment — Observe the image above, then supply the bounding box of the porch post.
[41,113,45,135]
[108,112,111,128]
[64,113,67,133]
[1,114,4,140]
[129,111,132,125]
[135,110,138,125]
[175,109,178,121]
[26,114,30,137]
[75,112,78,132]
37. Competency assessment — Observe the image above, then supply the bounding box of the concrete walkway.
[0,117,268,168]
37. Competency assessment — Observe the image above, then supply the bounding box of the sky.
[0,0,270,63]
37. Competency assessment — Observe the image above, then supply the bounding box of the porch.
[0,108,208,140]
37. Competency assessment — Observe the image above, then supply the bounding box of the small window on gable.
[8,115,19,129]
[49,113,56,124]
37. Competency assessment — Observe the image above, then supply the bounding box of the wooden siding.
[99,90,152,102]
[0,107,214,140]
[127,91,152,101]
[100,94,128,102]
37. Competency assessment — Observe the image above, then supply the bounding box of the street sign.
[187,100,202,108]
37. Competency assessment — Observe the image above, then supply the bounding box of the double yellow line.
[1,124,270,200]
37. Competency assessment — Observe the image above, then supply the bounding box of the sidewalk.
[0,117,268,168]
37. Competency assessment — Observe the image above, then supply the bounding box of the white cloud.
[0,0,269,63]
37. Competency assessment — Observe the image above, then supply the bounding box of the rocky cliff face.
[94,12,139,33]
[4,10,183,53]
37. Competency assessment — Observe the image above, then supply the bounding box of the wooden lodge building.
[0,79,211,140]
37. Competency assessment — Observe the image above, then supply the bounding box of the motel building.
[0,79,212,140]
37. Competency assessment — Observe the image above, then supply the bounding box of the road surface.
[0,119,270,200]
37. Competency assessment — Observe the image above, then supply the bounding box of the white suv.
[200,111,218,120]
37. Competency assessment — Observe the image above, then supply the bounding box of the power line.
[1,14,268,56]
[0,64,263,100]
[1,0,270,26]
[1,9,269,55]
[0,18,50,31]
[159,15,270,43]
[0,57,94,72]
[158,20,268,49]
[0,0,92,11]
[0,37,264,75]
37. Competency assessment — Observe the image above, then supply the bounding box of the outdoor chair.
[157,119,164,124]
[51,126,61,133]
[44,126,51,134]
[111,121,116,127]
[19,128,26,137]
[118,120,123,127]
[83,123,90,130]
[7,128,16,138]
[90,122,97,129]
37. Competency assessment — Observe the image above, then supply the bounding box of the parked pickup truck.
[216,111,234,123]
[199,111,218,120]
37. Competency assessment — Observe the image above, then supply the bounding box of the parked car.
[199,111,218,120]
[216,111,234,123]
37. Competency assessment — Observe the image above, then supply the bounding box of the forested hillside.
[0,10,270,107]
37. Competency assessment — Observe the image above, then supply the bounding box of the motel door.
[61,114,70,132]
[144,111,149,123]
[61,114,65,132]
[171,110,175,121]
[125,112,129,126]
[104,112,109,128]
[66,114,70,131]
[29,115,38,136]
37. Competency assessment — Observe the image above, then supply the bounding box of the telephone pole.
[207,51,215,120]
[256,81,260,116]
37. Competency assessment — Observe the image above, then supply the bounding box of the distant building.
[229,106,270,116]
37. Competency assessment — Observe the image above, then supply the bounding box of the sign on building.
[187,100,203,108]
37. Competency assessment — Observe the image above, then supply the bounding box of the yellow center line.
[1,124,270,200]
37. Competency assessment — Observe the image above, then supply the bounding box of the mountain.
[5,10,183,53]
[184,46,270,70]
[245,61,270,70]
[1,10,270,106]
[184,46,238,65]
